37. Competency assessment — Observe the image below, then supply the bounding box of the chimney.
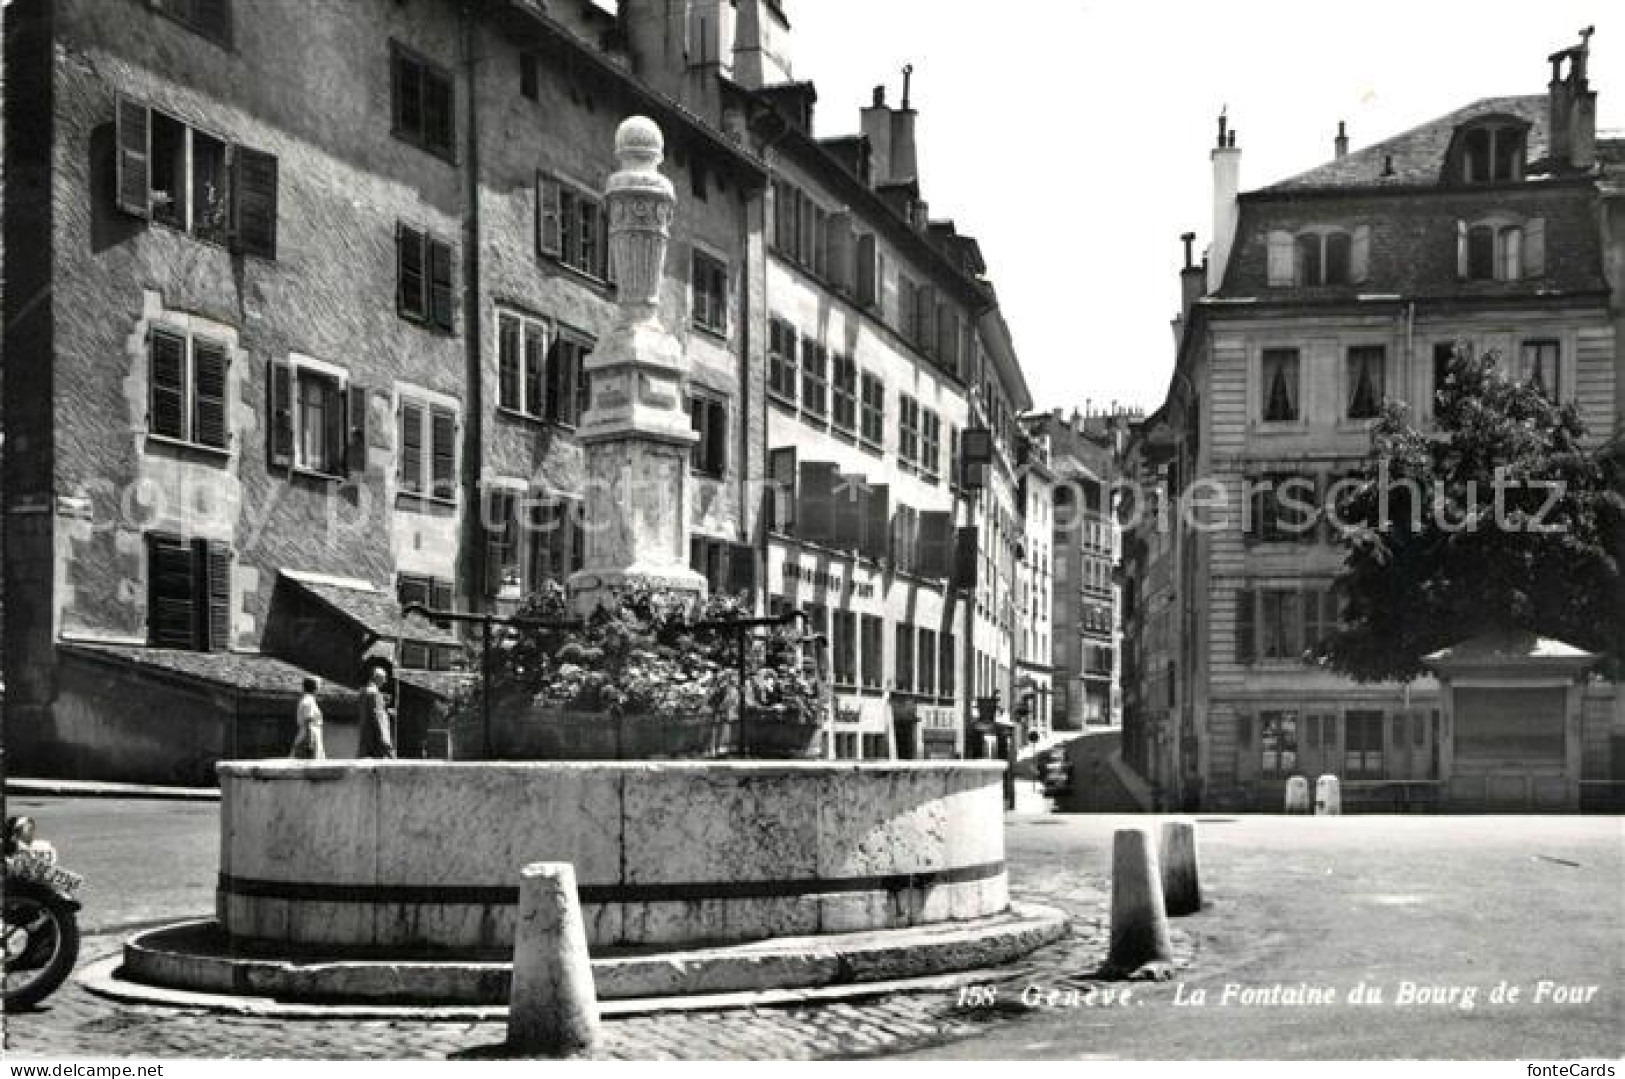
[890,64,919,183]
[1208,112,1241,293]
[1334,120,1348,159]
[1548,28,1598,169]
[732,0,766,88]
[861,84,894,186]
[1179,231,1205,319]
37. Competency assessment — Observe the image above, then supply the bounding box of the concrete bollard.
[1159,819,1203,916]
[507,862,599,1058]
[1284,775,1310,814]
[1104,828,1174,977]
[1315,774,1341,816]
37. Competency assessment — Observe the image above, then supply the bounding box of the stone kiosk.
[110,119,1063,1007]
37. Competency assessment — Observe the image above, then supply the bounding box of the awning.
[281,574,461,648]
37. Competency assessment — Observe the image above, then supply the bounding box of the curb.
[5,779,221,802]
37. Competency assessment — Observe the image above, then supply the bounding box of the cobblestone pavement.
[1,878,1198,1060]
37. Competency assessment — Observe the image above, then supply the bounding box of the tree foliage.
[1322,345,1624,682]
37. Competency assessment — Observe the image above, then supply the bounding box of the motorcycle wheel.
[3,878,81,1011]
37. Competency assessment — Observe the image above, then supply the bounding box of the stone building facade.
[1123,36,1623,812]
[3,0,1036,781]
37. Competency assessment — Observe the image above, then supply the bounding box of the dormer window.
[1268,226,1369,287]
[1454,120,1526,184]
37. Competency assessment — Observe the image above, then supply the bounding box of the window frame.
[768,318,799,404]
[1258,347,1302,424]
[146,532,233,652]
[537,173,612,282]
[397,393,460,504]
[495,308,550,422]
[690,249,729,336]
[859,372,885,451]
[390,41,457,162]
[396,223,456,333]
[1520,338,1561,400]
[688,390,729,479]
[799,338,828,419]
[146,324,232,455]
[544,327,595,429]
[1344,344,1387,421]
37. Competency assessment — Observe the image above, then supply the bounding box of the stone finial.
[606,116,676,310]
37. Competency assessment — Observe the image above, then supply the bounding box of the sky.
[785,0,1623,417]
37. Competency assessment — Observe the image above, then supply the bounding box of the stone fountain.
[97,119,1065,1009]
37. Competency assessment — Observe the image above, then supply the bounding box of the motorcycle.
[3,815,83,1010]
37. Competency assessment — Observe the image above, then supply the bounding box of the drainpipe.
[460,4,486,614]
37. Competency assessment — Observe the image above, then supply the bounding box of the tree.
[1322,345,1624,683]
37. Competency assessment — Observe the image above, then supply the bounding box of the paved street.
[3,797,1621,1060]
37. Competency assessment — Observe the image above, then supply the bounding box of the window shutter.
[203,541,233,652]
[1523,217,1545,278]
[833,473,864,550]
[1265,230,1294,287]
[397,223,426,319]
[524,321,547,415]
[484,490,512,597]
[323,379,346,474]
[231,147,278,259]
[768,447,797,532]
[706,400,727,475]
[856,233,878,306]
[599,204,614,281]
[431,578,453,613]
[1455,220,1469,280]
[919,511,953,580]
[1350,224,1370,284]
[1235,589,1256,665]
[147,535,196,648]
[798,461,839,546]
[116,95,151,218]
[399,401,424,493]
[149,329,187,440]
[346,385,370,474]
[430,407,457,499]
[826,212,852,292]
[428,238,455,331]
[268,357,294,468]
[861,482,890,561]
[191,340,229,449]
[498,313,521,410]
[537,174,563,257]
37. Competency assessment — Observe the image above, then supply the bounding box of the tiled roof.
[1264,96,1549,192]
[60,643,350,701]
[1423,632,1599,667]
[285,577,461,647]
[397,670,478,701]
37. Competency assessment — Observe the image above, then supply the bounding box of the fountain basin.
[218,760,1009,950]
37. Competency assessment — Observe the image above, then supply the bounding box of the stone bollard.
[1104,828,1174,978]
[508,862,599,1058]
[1284,775,1310,814]
[1315,774,1341,816]
[1159,819,1203,917]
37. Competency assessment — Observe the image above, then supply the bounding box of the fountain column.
[567,117,707,614]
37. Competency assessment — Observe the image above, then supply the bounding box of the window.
[1433,341,1461,404]
[1259,710,1298,776]
[920,410,941,481]
[151,0,232,43]
[1260,348,1300,423]
[147,533,231,652]
[114,97,278,257]
[268,359,366,478]
[899,396,920,467]
[768,319,798,402]
[1268,228,1367,287]
[1466,224,1495,280]
[537,175,610,279]
[397,398,458,501]
[768,447,797,534]
[497,310,548,420]
[397,224,455,332]
[391,43,456,160]
[1260,590,1301,661]
[860,615,884,690]
[771,180,834,279]
[1521,339,1560,399]
[894,622,915,694]
[545,331,593,427]
[917,628,937,697]
[147,327,229,451]
[940,631,956,702]
[1344,710,1385,779]
[800,339,827,418]
[1459,218,1543,281]
[832,611,857,688]
[397,574,453,615]
[296,369,343,475]
[689,392,728,478]
[1248,474,1318,543]
[691,250,728,334]
[397,575,459,671]
[861,733,888,760]
[484,489,522,598]
[859,373,885,448]
[1346,346,1386,420]
[831,354,857,433]
[834,732,859,760]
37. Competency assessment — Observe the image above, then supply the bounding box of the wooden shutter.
[1350,224,1370,284]
[399,400,424,494]
[397,224,426,319]
[431,578,453,613]
[430,407,457,499]
[826,212,852,292]
[1522,217,1545,278]
[148,535,196,648]
[861,482,890,561]
[346,385,370,474]
[768,447,797,532]
[1235,589,1256,665]
[116,95,151,218]
[231,147,278,259]
[191,339,229,448]
[856,233,878,306]
[799,462,839,546]
[523,321,546,416]
[1455,220,1469,279]
[322,379,346,475]
[706,399,727,475]
[833,473,863,550]
[428,237,455,331]
[919,511,953,579]
[268,356,294,468]
[1265,230,1294,286]
[149,329,187,440]
[203,541,233,652]
[598,205,614,281]
[536,174,562,257]
[498,313,521,410]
